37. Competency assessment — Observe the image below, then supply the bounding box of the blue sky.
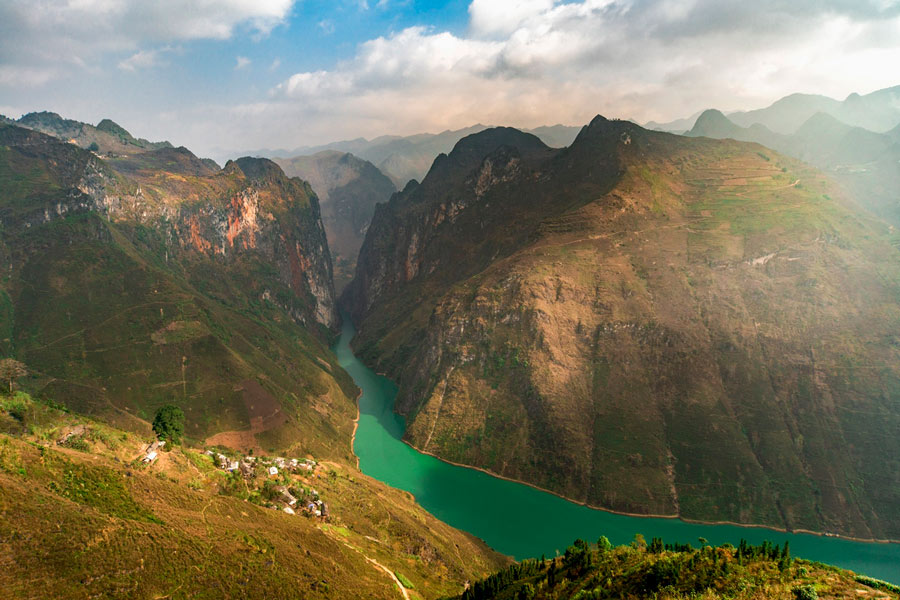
[2,0,899,159]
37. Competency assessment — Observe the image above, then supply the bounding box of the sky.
[2,0,900,160]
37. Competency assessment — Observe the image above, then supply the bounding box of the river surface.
[335,317,900,583]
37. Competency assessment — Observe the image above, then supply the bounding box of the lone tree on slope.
[0,358,27,394]
[152,404,185,444]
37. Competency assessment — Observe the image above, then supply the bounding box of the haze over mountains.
[250,124,581,187]
[647,84,900,135]
[274,151,397,292]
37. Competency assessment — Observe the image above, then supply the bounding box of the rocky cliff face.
[275,151,396,292]
[3,125,337,329]
[0,123,349,457]
[343,118,900,540]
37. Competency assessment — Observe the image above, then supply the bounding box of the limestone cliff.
[274,151,396,293]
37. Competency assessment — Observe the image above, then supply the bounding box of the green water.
[335,317,900,584]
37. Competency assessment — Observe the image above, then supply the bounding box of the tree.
[0,358,27,394]
[597,536,612,553]
[88,142,99,152]
[152,404,185,444]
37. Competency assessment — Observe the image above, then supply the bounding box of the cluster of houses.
[206,450,328,517]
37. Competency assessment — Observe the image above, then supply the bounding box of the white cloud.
[118,47,173,71]
[270,58,282,70]
[0,0,295,86]
[318,19,336,35]
[233,0,900,151]
[468,0,556,38]
[236,56,252,69]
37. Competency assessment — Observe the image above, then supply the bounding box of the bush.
[855,575,900,594]
[394,572,414,589]
[793,585,818,600]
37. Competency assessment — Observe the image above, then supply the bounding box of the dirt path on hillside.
[320,527,410,600]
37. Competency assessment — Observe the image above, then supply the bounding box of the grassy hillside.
[0,392,508,599]
[345,118,900,540]
[448,537,900,600]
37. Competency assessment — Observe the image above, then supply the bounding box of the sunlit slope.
[345,117,900,540]
[0,395,507,599]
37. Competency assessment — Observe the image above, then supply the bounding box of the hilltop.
[4,111,176,156]
[343,117,900,541]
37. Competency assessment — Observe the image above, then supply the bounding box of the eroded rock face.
[343,119,900,541]
[1,125,337,329]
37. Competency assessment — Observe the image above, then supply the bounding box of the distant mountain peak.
[688,109,741,138]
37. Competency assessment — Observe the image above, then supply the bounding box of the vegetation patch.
[45,453,162,523]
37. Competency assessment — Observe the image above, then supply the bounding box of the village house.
[141,439,165,463]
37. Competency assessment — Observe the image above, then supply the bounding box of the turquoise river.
[335,317,900,584]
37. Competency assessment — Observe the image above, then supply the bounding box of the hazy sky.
[2,0,899,159]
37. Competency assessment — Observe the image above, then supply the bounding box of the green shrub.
[395,572,414,589]
[793,585,818,600]
[855,575,900,594]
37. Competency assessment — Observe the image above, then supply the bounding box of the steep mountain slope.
[344,118,900,541]
[0,123,351,458]
[687,109,900,227]
[275,151,397,291]
[0,393,508,599]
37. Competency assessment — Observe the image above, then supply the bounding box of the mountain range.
[646,84,900,135]
[343,118,900,541]
[4,99,900,597]
[686,109,900,228]
[253,124,581,187]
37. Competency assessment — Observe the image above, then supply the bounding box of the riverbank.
[338,316,900,584]
[403,438,899,547]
